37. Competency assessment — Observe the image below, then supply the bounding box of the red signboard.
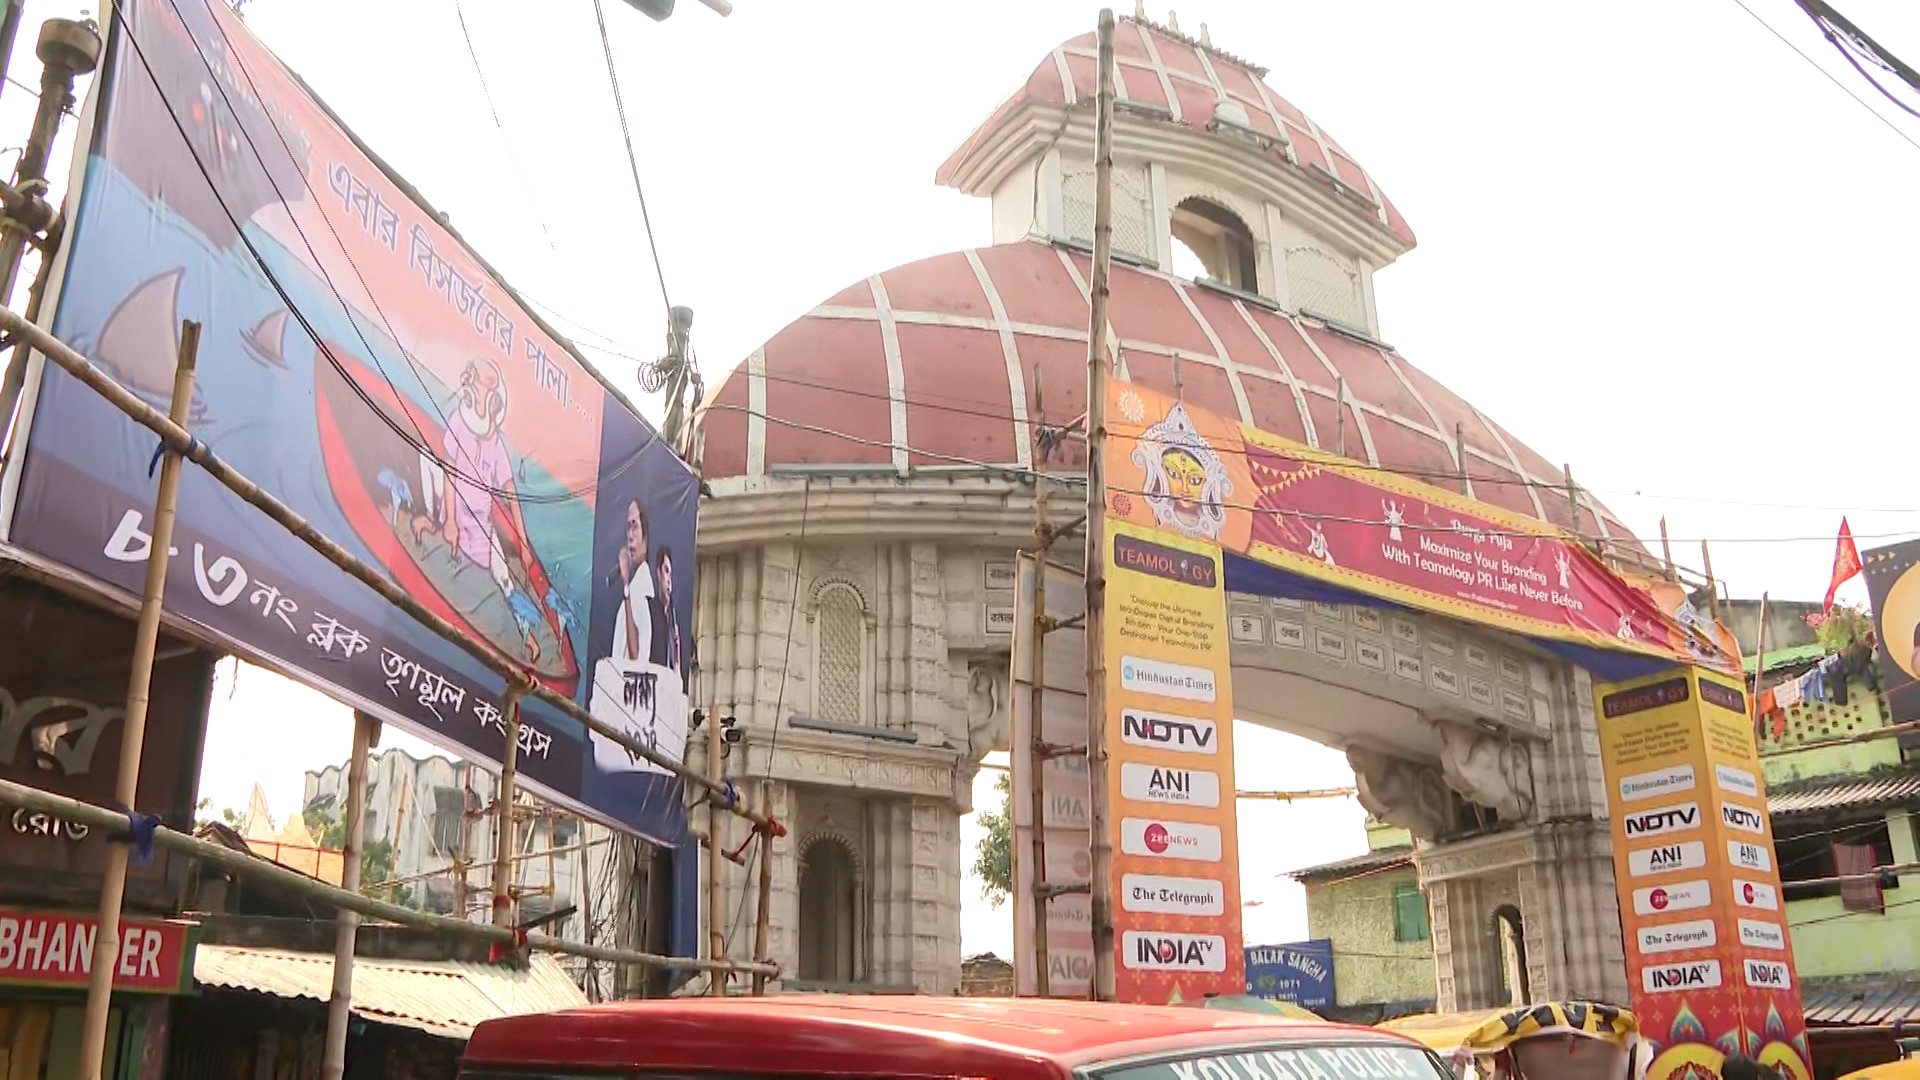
[0,907,199,994]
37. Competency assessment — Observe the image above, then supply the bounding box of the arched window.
[1491,905,1531,1005]
[1171,196,1260,291]
[813,583,867,725]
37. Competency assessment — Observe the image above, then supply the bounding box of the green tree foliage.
[304,804,415,908]
[972,772,1013,908]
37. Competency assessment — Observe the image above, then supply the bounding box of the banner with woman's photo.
[0,0,702,922]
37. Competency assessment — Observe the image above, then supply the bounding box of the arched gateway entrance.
[693,19,1803,1075]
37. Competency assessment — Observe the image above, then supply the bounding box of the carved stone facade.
[695,540,1015,993]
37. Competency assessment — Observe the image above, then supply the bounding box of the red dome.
[697,239,1635,545]
[935,16,1416,250]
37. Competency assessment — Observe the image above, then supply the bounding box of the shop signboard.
[1594,669,1809,1080]
[1245,939,1335,1011]
[0,907,199,994]
[0,0,698,864]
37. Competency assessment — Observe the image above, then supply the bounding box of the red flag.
[1826,517,1862,611]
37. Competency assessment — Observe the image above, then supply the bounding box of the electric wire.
[450,0,560,252]
[146,0,658,508]
[1817,12,1920,119]
[1730,0,1920,153]
[703,401,1920,548]
[589,0,672,316]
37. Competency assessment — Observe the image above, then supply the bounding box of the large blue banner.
[1245,940,1336,1011]
[5,0,700,949]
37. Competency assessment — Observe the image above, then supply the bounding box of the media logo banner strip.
[1595,668,1809,1080]
[1103,518,1244,1003]
[1102,382,1732,673]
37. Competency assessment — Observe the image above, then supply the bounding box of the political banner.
[1594,669,1809,1080]
[1102,384,1733,677]
[1245,939,1335,1011]
[1101,518,1245,1002]
[1863,539,1920,723]
[1,0,698,888]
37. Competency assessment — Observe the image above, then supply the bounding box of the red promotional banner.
[0,908,199,994]
[1104,383,1733,671]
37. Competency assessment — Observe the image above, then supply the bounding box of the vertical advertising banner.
[1102,517,1245,1002]
[5,0,698,863]
[1596,669,1809,1080]
[1010,554,1095,997]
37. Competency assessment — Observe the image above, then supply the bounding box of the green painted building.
[1287,820,1435,1023]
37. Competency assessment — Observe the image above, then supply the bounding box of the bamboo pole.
[322,711,379,1080]
[491,683,528,929]
[1659,516,1676,582]
[1750,592,1771,738]
[0,304,770,832]
[1700,540,1724,629]
[706,714,725,994]
[750,779,775,995]
[1082,7,1118,1005]
[76,320,197,1080]
[0,777,778,977]
[1027,493,1053,997]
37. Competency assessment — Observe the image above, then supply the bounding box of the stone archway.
[798,832,861,983]
[1492,904,1531,1005]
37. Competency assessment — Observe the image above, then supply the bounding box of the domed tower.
[693,11,1639,1000]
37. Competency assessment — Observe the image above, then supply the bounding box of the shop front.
[0,906,200,1076]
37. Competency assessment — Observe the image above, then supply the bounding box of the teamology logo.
[1622,802,1700,840]
[1120,709,1219,755]
[1120,930,1227,973]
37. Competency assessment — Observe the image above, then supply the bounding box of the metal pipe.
[366,830,614,894]
[322,711,378,1080]
[0,19,98,453]
[693,0,733,14]
[0,304,773,831]
[1081,7,1118,1005]
[0,776,779,977]
[76,320,196,1080]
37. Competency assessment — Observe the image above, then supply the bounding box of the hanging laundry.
[1804,665,1826,703]
[1775,678,1803,711]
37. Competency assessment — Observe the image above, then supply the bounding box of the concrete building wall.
[1303,863,1435,1010]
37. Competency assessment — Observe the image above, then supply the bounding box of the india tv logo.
[1125,393,1232,542]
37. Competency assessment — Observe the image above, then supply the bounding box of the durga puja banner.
[1102,383,1732,676]
[0,0,702,957]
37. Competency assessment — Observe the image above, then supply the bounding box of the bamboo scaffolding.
[1081,7,1118,1004]
[0,777,777,978]
[0,304,772,834]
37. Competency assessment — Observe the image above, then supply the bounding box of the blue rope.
[720,780,738,811]
[147,434,205,478]
[109,802,162,864]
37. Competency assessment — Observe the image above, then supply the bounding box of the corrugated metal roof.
[1768,770,1920,818]
[1287,845,1414,882]
[194,945,588,1040]
[1803,975,1920,1027]
[1743,642,1827,675]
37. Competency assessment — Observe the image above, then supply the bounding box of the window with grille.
[815,585,866,724]
[1286,245,1363,328]
[1062,163,1154,262]
[1392,881,1430,943]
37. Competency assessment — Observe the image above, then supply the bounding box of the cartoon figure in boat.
[409,358,544,660]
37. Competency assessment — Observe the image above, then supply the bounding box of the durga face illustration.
[1132,402,1232,541]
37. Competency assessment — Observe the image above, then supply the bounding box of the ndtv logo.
[1721,803,1766,835]
[1120,710,1218,755]
[1623,802,1699,840]
[1121,930,1226,973]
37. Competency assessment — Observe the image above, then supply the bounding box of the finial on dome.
[1134,0,1147,21]
[1199,22,1211,46]
[1166,10,1180,34]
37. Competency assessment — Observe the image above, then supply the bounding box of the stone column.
[909,798,958,993]
[888,546,911,732]
[908,544,948,744]
[867,798,892,983]
[756,547,800,730]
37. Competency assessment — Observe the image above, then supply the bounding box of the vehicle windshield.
[1093,1043,1454,1080]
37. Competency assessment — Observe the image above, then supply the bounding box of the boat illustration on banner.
[84,268,209,424]
[312,340,579,691]
[241,308,291,369]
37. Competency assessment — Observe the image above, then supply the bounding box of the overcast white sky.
[5,0,1917,960]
